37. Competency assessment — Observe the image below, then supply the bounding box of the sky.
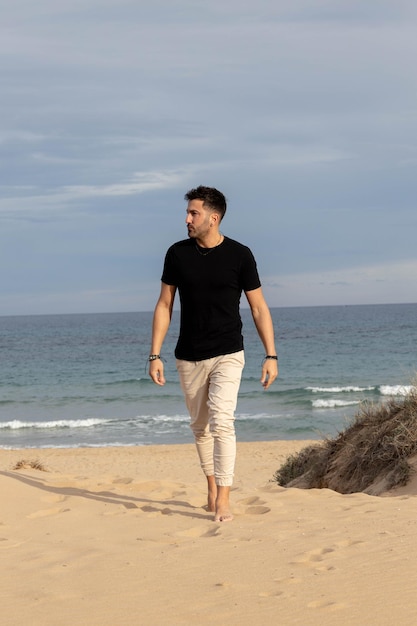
[1,0,417,315]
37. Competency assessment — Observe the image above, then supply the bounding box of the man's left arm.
[245,287,278,390]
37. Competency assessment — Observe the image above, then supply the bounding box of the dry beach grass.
[275,386,417,495]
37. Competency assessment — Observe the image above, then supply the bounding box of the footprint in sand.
[27,507,71,519]
[175,525,222,539]
[291,546,336,568]
[237,496,271,515]
[238,496,266,505]
[41,494,67,504]
[258,590,284,598]
[0,539,27,549]
[245,505,271,515]
[274,576,303,585]
[112,477,133,485]
[307,600,347,611]
[292,539,366,570]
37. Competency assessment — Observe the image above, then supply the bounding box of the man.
[149,185,278,522]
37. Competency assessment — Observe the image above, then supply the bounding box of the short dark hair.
[184,185,227,221]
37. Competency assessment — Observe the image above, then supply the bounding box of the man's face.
[185,199,212,240]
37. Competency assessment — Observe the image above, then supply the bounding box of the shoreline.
[2,440,417,625]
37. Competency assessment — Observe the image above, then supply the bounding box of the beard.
[187,220,210,240]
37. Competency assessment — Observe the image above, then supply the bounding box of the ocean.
[1,303,416,449]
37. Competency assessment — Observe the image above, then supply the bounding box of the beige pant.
[176,351,245,487]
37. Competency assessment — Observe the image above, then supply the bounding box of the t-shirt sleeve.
[161,246,178,286]
[240,247,262,292]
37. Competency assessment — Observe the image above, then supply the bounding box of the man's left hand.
[260,360,278,390]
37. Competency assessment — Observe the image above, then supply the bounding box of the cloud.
[62,170,186,199]
[0,168,189,221]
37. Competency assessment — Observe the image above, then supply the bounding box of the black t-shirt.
[161,236,261,360]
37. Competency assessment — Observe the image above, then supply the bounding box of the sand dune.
[1,442,417,625]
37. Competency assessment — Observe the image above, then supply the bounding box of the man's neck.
[196,231,223,249]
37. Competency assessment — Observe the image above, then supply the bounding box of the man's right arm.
[149,282,177,386]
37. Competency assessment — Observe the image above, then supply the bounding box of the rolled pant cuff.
[215,477,234,487]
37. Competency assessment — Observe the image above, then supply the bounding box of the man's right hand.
[149,359,166,386]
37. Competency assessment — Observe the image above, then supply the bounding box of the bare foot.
[214,510,234,523]
[214,485,233,522]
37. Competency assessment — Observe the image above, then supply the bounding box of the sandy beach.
[2,440,417,625]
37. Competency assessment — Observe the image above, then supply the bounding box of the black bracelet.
[264,355,278,360]
[148,354,161,361]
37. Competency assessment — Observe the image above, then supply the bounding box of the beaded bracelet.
[148,354,161,361]
[264,355,278,360]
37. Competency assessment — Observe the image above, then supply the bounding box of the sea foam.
[0,418,109,430]
[379,385,414,396]
[307,386,374,393]
[312,399,361,409]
